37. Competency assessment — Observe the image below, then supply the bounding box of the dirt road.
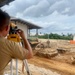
[28,56,75,75]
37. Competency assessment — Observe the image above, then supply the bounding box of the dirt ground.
[5,39,75,75]
[29,39,75,75]
[28,55,75,75]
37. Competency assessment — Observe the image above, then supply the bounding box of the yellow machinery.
[7,34,21,42]
[7,22,21,42]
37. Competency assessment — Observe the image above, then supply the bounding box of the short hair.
[0,9,10,31]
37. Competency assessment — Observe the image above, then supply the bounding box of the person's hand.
[17,29,25,39]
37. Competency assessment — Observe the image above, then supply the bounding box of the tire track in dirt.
[28,56,75,75]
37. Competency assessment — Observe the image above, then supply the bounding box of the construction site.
[4,38,75,75]
[1,0,75,75]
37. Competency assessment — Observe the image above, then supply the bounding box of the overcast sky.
[2,0,75,34]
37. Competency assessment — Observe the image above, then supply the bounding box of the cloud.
[1,0,75,34]
[2,0,40,16]
[2,0,75,17]
[23,0,50,17]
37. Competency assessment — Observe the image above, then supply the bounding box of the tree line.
[38,33,73,40]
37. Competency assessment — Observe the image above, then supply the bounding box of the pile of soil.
[35,39,75,59]
[35,48,58,58]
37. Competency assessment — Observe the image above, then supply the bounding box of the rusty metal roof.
[0,0,14,7]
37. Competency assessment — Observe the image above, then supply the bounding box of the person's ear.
[5,26,9,31]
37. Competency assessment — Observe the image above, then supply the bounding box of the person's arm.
[17,29,33,59]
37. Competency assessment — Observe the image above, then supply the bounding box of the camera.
[9,23,18,34]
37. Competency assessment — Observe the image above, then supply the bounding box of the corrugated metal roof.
[0,0,14,7]
[11,18,42,29]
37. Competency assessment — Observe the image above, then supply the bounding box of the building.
[11,18,41,38]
